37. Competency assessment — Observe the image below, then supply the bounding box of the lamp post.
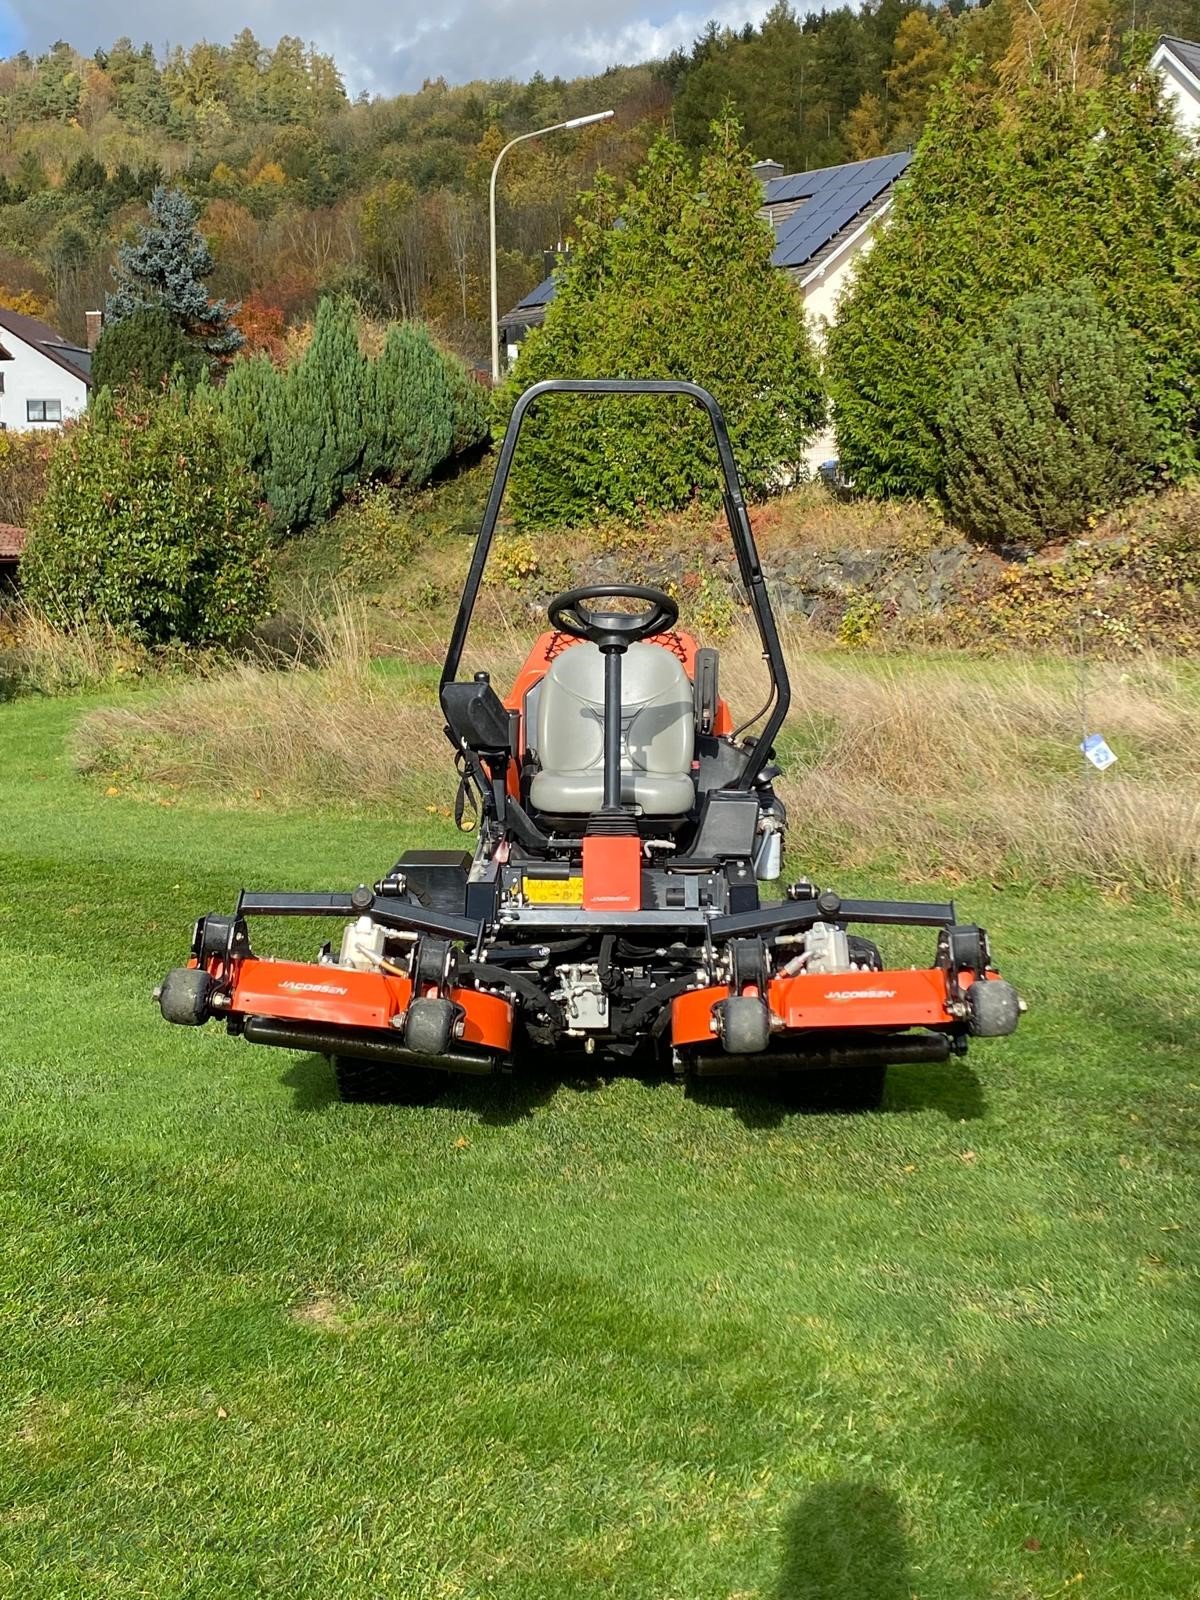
[490,109,615,383]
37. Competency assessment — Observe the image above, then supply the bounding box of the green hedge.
[219,299,488,535]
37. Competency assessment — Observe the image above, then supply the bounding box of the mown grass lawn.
[2,692,1198,1599]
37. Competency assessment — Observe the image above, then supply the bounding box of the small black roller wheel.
[717,995,772,1055]
[968,979,1021,1037]
[405,997,460,1058]
[781,1063,888,1113]
[158,967,216,1027]
[331,1056,446,1105]
[847,936,884,972]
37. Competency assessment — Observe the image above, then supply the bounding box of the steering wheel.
[547,584,679,649]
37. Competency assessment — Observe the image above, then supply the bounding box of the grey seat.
[528,641,696,816]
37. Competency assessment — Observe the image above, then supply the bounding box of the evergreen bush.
[940,284,1158,551]
[24,388,270,647]
[826,45,1200,499]
[218,303,486,534]
[91,306,206,393]
[362,321,452,486]
[497,116,826,527]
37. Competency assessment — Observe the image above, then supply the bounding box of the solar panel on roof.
[501,152,913,321]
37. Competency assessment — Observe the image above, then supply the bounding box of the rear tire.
[331,1055,446,1105]
[780,1062,887,1112]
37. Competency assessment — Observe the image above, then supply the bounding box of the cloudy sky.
[0,1,776,94]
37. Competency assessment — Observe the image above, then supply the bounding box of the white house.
[1152,35,1200,139]
[498,152,912,472]
[0,307,92,433]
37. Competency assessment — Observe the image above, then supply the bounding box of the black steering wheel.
[547,584,679,649]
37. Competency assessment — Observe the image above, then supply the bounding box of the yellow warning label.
[523,876,584,905]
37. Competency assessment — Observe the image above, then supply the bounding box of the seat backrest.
[533,641,694,778]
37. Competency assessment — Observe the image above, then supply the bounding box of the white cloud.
[5,1,776,94]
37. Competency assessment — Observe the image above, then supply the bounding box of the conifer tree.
[261,296,364,529]
[826,40,1200,498]
[107,185,243,357]
[92,305,206,393]
[499,114,826,525]
[362,322,453,486]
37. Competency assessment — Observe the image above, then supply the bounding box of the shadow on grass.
[280,1054,606,1124]
[774,1480,911,1599]
[280,1053,983,1125]
[689,1059,985,1128]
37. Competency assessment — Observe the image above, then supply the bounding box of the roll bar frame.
[440,379,791,792]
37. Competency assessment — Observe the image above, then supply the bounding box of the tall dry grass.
[73,611,1200,897]
[0,599,154,698]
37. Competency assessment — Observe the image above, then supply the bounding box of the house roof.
[0,525,27,560]
[1156,34,1200,82]
[499,150,912,332]
[0,308,92,386]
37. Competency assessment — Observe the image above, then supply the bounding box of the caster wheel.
[716,995,771,1055]
[158,968,216,1026]
[968,979,1021,1037]
[405,997,461,1057]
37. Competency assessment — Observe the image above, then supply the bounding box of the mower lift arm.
[236,890,483,944]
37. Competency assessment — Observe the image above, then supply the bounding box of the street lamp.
[490,109,615,383]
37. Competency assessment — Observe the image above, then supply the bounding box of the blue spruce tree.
[106,186,244,358]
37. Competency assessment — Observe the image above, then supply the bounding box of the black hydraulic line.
[617,974,703,1036]
[438,379,790,792]
[460,962,565,1027]
[482,937,590,963]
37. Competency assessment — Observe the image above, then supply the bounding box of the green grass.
[2,692,1198,1598]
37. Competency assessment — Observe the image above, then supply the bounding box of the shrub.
[362,321,452,486]
[499,115,826,527]
[826,44,1200,498]
[24,388,270,647]
[0,431,54,526]
[940,284,1158,550]
[219,304,487,534]
[91,305,207,393]
[262,294,365,532]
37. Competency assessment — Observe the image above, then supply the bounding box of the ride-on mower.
[157,380,1021,1107]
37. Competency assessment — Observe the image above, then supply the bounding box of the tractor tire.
[158,967,216,1026]
[331,1055,446,1105]
[847,936,884,972]
[781,1063,887,1113]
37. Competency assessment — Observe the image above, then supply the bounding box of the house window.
[26,399,62,423]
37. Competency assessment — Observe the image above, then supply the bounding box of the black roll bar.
[439,379,791,793]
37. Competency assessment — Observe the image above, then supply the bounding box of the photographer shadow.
[775,1480,912,1600]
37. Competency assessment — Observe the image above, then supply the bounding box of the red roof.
[0,525,27,558]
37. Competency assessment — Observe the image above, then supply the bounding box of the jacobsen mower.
[157,379,1021,1107]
